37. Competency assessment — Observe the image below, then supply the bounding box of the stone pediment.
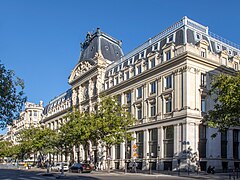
[69,60,95,83]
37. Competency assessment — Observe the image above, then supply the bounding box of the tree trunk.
[107,147,110,173]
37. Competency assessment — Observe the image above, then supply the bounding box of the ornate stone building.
[3,101,44,145]
[42,16,240,171]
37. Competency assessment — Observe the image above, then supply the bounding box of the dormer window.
[216,44,221,51]
[196,33,201,40]
[152,43,159,51]
[139,51,145,59]
[168,34,173,43]
[229,50,232,56]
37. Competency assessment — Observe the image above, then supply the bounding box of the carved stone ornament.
[69,60,94,83]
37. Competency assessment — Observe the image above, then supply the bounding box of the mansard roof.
[79,28,123,62]
[106,16,240,76]
[43,89,72,115]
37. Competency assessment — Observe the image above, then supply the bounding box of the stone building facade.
[3,101,44,145]
[42,16,240,171]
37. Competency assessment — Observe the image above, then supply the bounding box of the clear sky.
[0,0,239,134]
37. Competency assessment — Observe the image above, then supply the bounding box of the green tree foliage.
[15,127,57,160]
[0,141,12,158]
[204,72,240,137]
[0,62,27,129]
[95,96,136,172]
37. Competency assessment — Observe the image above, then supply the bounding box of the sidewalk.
[92,169,235,179]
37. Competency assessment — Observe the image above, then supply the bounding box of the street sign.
[132,144,138,158]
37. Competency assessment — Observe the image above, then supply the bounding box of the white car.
[51,163,69,172]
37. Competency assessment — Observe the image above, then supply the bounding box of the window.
[125,71,130,80]
[126,91,131,113]
[216,44,221,50]
[105,82,109,90]
[233,130,239,159]
[201,48,206,58]
[136,131,144,158]
[34,111,37,116]
[150,103,156,117]
[165,75,172,89]
[150,58,156,68]
[137,87,142,98]
[149,128,158,158]
[150,81,156,94]
[201,73,206,87]
[222,57,227,66]
[153,43,158,51]
[115,144,120,159]
[126,92,131,103]
[234,63,239,71]
[140,51,145,59]
[201,97,206,113]
[115,77,119,85]
[29,111,32,116]
[199,124,207,158]
[165,97,172,113]
[221,131,228,158]
[168,34,173,42]
[93,81,97,96]
[137,107,142,120]
[196,33,201,40]
[166,50,171,61]
[137,65,142,75]
[164,126,174,158]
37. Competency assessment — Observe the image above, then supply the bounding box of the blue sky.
[0,0,239,134]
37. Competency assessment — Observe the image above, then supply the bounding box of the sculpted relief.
[71,61,94,81]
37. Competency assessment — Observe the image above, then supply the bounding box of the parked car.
[51,163,69,172]
[69,163,92,173]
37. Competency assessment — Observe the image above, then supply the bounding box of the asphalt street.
[0,166,193,180]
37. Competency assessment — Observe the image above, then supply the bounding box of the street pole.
[124,125,128,174]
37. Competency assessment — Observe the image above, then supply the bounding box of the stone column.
[143,129,149,170]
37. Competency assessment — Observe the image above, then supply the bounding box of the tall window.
[150,102,156,117]
[201,97,206,112]
[199,124,207,158]
[105,82,109,90]
[126,92,131,113]
[93,81,97,96]
[165,97,172,113]
[166,50,171,61]
[137,106,142,120]
[150,81,156,94]
[137,65,142,75]
[137,87,142,99]
[149,128,158,158]
[140,51,145,59]
[234,63,239,71]
[201,73,206,87]
[164,126,174,158]
[115,144,120,159]
[115,77,119,85]
[165,75,172,89]
[136,131,144,158]
[125,71,130,80]
[150,58,156,68]
[233,130,239,159]
[221,131,228,158]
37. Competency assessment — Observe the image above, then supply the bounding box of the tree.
[0,141,12,160]
[95,96,136,173]
[204,72,240,137]
[0,62,27,129]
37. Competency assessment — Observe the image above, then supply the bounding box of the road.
[0,165,193,180]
